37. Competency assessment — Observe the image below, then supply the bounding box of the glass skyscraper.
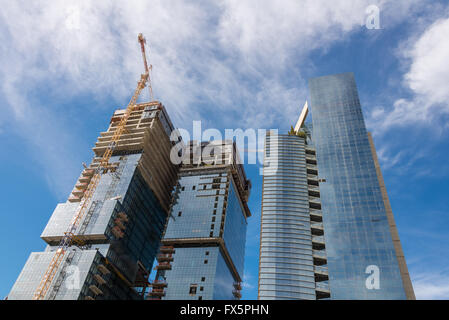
[259,72,414,300]
[258,132,330,300]
[148,140,251,300]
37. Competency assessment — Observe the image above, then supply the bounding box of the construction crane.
[33,34,153,300]
[138,33,154,102]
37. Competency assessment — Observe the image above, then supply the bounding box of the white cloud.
[0,0,420,195]
[368,13,449,134]
[405,18,449,104]
[1,0,409,125]
[413,271,449,299]
[243,271,255,289]
[376,147,404,170]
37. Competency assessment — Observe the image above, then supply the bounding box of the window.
[210,231,213,237]
[181,186,185,191]
[189,285,197,295]
[200,286,204,291]
[204,260,208,264]
[211,224,214,229]
[198,296,202,300]
[203,185,207,190]
[192,186,196,190]
[205,251,209,256]
[215,196,219,201]
[213,178,220,183]
[213,210,217,215]
[178,211,182,217]
[212,217,215,222]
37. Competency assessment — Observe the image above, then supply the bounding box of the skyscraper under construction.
[8,101,180,300]
[7,32,254,300]
[148,140,251,300]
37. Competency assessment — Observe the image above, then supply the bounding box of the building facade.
[8,102,179,300]
[259,72,414,300]
[258,131,329,300]
[309,72,414,299]
[148,140,251,300]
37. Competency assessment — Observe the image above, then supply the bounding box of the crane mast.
[138,33,154,102]
[33,34,152,300]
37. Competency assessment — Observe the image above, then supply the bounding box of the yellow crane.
[33,33,153,300]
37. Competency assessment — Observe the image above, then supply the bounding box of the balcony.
[306,163,318,170]
[114,218,126,230]
[97,264,111,275]
[311,222,323,231]
[314,265,329,277]
[82,169,95,177]
[155,262,172,270]
[314,265,329,283]
[312,235,325,245]
[307,177,319,187]
[78,176,91,183]
[308,185,320,192]
[159,246,175,254]
[305,149,316,156]
[151,280,168,288]
[315,281,331,299]
[307,173,318,180]
[68,195,81,203]
[308,189,320,198]
[312,235,325,250]
[311,222,324,236]
[89,285,103,296]
[75,182,88,190]
[309,199,321,210]
[111,226,124,239]
[94,274,107,285]
[157,254,174,262]
[71,189,85,197]
[309,196,321,205]
[312,249,326,259]
[117,212,129,222]
[316,281,330,291]
[309,209,322,222]
[148,288,165,297]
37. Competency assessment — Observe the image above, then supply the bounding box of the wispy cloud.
[413,271,449,300]
[0,0,424,195]
[368,10,449,135]
[243,271,255,290]
[402,216,449,300]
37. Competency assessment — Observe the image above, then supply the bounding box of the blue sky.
[1,0,449,299]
